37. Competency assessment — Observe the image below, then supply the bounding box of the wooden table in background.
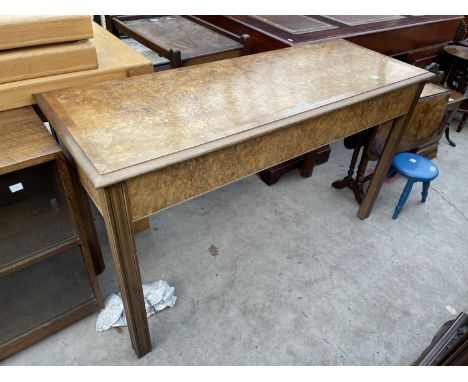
[108,15,249,69]
[36,39,432,358]
[199,15,464,62]
[199,15,464,184]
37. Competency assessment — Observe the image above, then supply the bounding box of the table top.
[0,23,153,112]
[207,15,463,46]
[443,45,468,61]
[0,106,60,175]
[420,83,449,99]
[447,88,467,106]
[37,39,431,188]
[118,16,242,60]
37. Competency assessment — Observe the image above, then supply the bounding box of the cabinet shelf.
[0,237,79,277]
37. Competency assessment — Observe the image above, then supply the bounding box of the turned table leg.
[102,182,152,358]
[331,132,364,190]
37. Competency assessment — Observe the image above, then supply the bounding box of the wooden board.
[0,23,153,112]
[0,16,94,50]
[0,40,98,84]
[36,39,432,188]
[0,106,60,175]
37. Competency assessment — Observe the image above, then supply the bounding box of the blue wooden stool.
[391,153,439,219]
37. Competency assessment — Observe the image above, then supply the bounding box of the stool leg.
[393,179,414,219]
[421,181,430,203]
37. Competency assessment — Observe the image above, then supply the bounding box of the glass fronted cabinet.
[0,107,102,360]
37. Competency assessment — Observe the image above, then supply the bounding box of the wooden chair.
[444,89,467,146]
[441,45,468,133]
[105,15,250,69]
[424,62,466,147]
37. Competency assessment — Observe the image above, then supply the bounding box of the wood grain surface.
[0,106,60,175]
[126,85,418,220]
[101,183,152,357]
[324,15,405,26]
[0,40,98,84]
[0,23,152,112]
[368,84,449,159]
[0,16,94,50]
[200,15,462,52]
[420,83,450,98]
[32,36,432,359]
[252,15,336,34]
[37,39,432,188]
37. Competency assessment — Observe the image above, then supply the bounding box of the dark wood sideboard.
[199,15,466,184]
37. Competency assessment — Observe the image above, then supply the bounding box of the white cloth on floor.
[96,280,177,332]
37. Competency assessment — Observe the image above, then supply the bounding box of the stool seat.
[391,153,439,219]
[392,152,439,182]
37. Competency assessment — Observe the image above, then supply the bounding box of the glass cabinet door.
[0,161,76,269]
[0,246,95,345]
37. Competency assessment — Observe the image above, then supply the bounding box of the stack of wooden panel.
[0,16,98,84]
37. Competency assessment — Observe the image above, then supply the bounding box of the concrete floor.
[4,118,468,365]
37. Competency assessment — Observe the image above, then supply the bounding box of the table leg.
[299,150,317,178]
[358,83,425,220]
[445,126,456,147]
[67,161,106,274]
[457,112,467,133]
[102,182,152,358]
[132,217,150,233]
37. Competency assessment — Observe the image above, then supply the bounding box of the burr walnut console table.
[36,39,432,358]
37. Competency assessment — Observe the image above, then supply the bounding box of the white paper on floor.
[96,280,177,332]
